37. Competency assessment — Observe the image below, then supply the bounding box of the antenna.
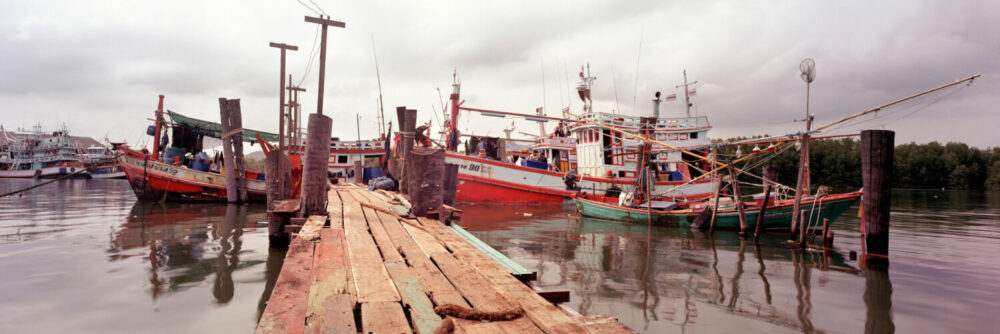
[372,34,386,136]
[799,58,816,131]
[612,69,621,115]
[674,70,698,117]
[541,57,547,116]
[632,25,643,116]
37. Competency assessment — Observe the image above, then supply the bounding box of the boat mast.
[446,69,461,151]
[675,70,698,117]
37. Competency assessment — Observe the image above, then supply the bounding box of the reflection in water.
[110,201,266,302]
[257,245,287,321]
[864,259,895,334]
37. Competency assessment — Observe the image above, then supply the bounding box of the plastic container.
[520,159,548,170]
[191,161,210,172]
[668,171,683,181]
[162,147,185,164]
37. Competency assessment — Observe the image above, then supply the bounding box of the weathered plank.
[361,301,412,334]
[358,199,405,264]
[272,198,301,213]
[299,215,326,241]
[419,218,586,334]
[453,319,506,334]
[385,262,442,334]
[327,190,344,229]
[430,251,514,312]
[340,190,400,303]
[579,314,637,334]
[378,211,468,308]
[403,222,449,255]
[304,293,355,334]
[306,228,356,326]
[255,237,315,334]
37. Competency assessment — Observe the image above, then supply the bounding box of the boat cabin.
[570,112,712,181]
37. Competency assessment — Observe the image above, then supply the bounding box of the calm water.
[1,179,998,333]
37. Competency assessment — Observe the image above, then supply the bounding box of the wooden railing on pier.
[256,184,633,333]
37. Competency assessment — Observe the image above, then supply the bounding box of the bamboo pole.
[708,173,723,233]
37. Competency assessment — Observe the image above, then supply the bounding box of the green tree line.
[712,137,1000,191]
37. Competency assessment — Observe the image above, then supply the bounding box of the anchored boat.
[0,124,90,178]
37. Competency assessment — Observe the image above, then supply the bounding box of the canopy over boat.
[167,110,278,143]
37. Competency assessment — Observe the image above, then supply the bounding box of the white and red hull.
[446,153,717,204]
[0,166,89,178]
[119,151,268,202]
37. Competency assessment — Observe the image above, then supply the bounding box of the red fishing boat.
[120,96,300,202]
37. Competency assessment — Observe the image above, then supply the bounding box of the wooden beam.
[305,229,356,332]
[304,15,346,28]
[340,191,401,303]
[298,215,326,241]
[361,301,410,334]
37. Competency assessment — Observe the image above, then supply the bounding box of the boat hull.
[119,153,267,202]
[0,166,90,179]
[574,192,861,229]
[446,153,717,204]
[90,171,126,179]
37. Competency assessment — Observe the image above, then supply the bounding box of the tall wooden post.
[219,98,238,203]
[725,159,749,236]
[304,15,346,116]
[300,15,344,216]
[443,164,458,206]
[397,107,417,195]
[861,130,894,255]
[790,133,810,241]
[269,43,297,202]
[230,100,248,203]
[152,95,165,158]
[754,165,778,241]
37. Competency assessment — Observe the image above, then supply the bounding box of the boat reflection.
[109,201,267,302]
[467,211,896,332]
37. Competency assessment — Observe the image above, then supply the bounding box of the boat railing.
[578,112,710,129]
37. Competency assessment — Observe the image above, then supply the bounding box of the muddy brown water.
[1,179,997,333]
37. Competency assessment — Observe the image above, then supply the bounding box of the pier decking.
[256,184,632,333]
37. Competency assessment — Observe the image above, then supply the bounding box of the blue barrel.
[191,161,210,172]
[668,171,683,181]
[146,125,156,136]
[521,159,548,170]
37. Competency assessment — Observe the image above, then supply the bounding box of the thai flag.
[688,89,697,96]
[664,93,677,101]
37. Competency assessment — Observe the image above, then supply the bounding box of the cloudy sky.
[1,1,996,149]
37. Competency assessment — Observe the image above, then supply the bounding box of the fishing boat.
[574,191,860,229]
[0,124,90,178]
[438,67,719,204]
[83,145,126,179]
[119,96,277,202]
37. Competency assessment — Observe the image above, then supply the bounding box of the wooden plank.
[430,251,514,312]
[419,218,586,334]
[340,191,401,303]
[304,293,355,334]
[385,262,442,334]
[453,319,506,334]
[579,315,636,334]
[306,228,356,328]
[327,190,344,229]
[403,221,449,255]
[450,224,533,279]
[272,198,301,213]
[299,215,326,241]
[377,211,469,308]
[361,301,411,334]
[360,202,405,264]
[255,237,314,334]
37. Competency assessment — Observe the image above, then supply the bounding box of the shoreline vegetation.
[714,137,1000,192]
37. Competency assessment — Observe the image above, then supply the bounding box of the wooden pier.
[256,184,633,333]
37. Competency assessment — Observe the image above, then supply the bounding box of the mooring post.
[397,107,417,195]
[300,113,333,216]
[227,99,249,203]
[725,159,749,236]
[708,172,723,233]
[265,152,291,245]
[219,98,238,203]
[443,163,459,206]
[861,129,894,255]
[408,147,445,217]
[754,164,778,241]
[790,133,811,242]
[353,160,364,185]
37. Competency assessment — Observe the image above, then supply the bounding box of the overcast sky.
[1,1,997,149]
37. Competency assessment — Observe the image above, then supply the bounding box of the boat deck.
[256,184,633,333]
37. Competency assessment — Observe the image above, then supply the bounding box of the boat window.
[337,155,348,163]
[690,132,698,139]
[680,133,688,140]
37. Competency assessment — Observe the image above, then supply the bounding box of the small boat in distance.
[83,144,126,179]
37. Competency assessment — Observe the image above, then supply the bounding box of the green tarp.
[167,110,278,143]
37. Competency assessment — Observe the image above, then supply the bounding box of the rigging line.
[293,0,320,14]
[825,84,968,133]
[297,25,321,86]
[632,25,643,116]
[307,0,327,15]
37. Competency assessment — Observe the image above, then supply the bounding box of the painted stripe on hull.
[0,166,89,178]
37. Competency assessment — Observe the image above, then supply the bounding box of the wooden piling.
[396,107,417,195]
[754,165,778,241]
[790,133,810,242]
[301,113,333,217]
[861,129,894,255]
[219,98,238,203]
[408,148,445,217]
[821,218,834,248]
[708,173,724,233]
[725,159,749,236]
[443,163,458,206]
[266,152,293,244]
[229,100,249,203]
[353,160,363,185]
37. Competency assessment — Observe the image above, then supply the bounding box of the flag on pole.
[664,93,677,101]
[688,89,697,96]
